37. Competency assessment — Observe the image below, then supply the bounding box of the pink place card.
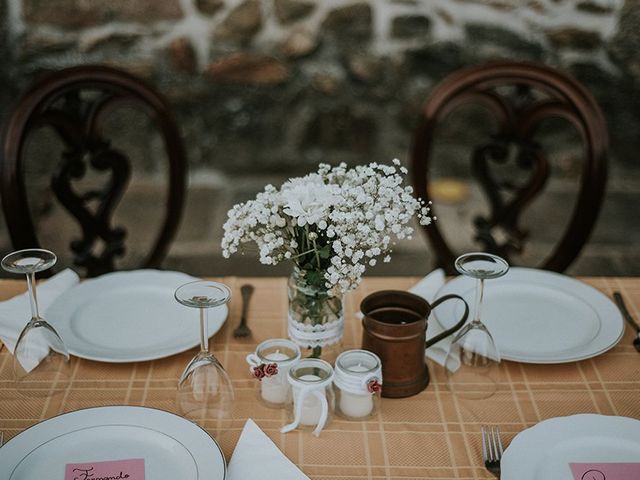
[570,463,640,480]
[65,459,145,480]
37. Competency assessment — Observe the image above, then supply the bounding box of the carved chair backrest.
[411,62,608,273]
[1,66,186,277]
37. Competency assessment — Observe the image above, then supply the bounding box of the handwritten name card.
[570,463,640,480]
[65,459,145,480]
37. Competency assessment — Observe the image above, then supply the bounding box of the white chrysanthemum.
[281,182,337,227]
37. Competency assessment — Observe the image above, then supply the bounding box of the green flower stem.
[311,237,321,270]
[291,248,316,259]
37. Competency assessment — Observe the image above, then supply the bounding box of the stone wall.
[1,0,639,275]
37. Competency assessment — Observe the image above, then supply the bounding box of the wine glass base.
[446,370,498,400]
[176,352,234,437]
[176,391,235,439]
[14,370,71,398]
[1,249,57,274]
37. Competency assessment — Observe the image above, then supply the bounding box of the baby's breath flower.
[221,160,434,294]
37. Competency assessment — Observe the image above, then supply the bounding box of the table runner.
[0,276,639,479]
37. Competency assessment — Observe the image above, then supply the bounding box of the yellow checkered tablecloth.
[1,276,639,479]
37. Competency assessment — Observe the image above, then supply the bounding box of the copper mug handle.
[424,294,469,349]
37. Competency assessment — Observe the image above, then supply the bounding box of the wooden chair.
[411,61,608,273]
[1,65,187,277]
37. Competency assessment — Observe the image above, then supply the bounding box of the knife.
[613,292,640,352]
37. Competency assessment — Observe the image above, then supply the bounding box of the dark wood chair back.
[1,65,186,277]
[411,61,608,273]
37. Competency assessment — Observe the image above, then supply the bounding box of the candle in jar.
[296,374,323,426]
[339,364,374,418]
[260,350,290,405]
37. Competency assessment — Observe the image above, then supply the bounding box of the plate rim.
[0,405,227,479]
[46,269,229,363]
[502,413,640,480]
[433,267,624,364]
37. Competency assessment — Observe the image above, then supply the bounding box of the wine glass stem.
[25,272,40,319]
[473,278,485,324]
[199,307,209,353]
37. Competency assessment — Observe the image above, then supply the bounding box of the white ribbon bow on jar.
[281,358,334,437]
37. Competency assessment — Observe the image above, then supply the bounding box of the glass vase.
[287,267,343,363]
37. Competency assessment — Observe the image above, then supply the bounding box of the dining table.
[0,275,639,479]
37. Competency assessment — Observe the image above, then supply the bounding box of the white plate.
[502,414,640,480]
[434,267,624,363]
[0,406,226,479]
[46,270,228,363]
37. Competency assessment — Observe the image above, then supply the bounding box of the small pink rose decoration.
[263,363,279,376]
[367,379,382,394]
[251,365,266,380]
[250,363,279,381]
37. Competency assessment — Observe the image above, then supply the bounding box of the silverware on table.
[233,284,254,338]
[0,431,4,447]
[481,425,503,478]
[613,292,640,352]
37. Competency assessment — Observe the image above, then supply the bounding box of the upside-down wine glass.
[175,280,234,434]
[445,252,509,399]
[1,249,71,397]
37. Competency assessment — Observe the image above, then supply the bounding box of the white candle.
[261,350,290,405]
[295,374,323,426]
[338,364,374,418]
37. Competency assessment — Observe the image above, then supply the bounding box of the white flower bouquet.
[222,160,434,358]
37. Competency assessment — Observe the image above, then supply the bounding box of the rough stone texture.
[280,28,318,58]
[527,0,546,13]
[207,53,289,85]
[406,42,469,79]
[18,32,76,59]
[168,37,197,73]
[2,0,640,275]
[347,52,385,84]
[569,61,640,168]
[322,3,372,41]
[609,0,640,80]
[465,24,544,59]
[195,0,225,16]
[274,0,316,24]
[23,0,183,29]
[214,0,262,44]
[302,107,377,154]
[79,32,140,53]
[311,72,341,95]
[454,0,516,11]
[391,15,431,39]
[436,8,455,25]
[546,27,602,50]
[576,1,614,14]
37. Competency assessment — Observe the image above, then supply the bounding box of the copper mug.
[361,290,469,398]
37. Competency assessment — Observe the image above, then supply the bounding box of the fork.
[481,425,504,478]
[233,284,254,338]
[0,431,4,447]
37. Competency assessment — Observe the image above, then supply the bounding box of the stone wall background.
[0,0,639,277]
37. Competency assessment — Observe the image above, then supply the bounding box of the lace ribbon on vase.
[287,315,344,348]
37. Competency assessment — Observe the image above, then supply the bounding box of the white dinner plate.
[46,270,228,363]
[0,406,226,479]
[434,267,624,363]
[502,414,640,480]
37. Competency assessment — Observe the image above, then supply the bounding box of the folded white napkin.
[0,269,79,369]
[409,269,456,368]
[227,419,309,480]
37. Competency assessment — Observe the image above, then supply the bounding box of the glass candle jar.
[246,339,301,408]
[333,350,382,420]
[281,358,335,437]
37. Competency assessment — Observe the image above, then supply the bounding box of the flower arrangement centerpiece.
[222,160,433,360]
